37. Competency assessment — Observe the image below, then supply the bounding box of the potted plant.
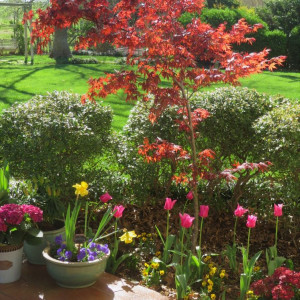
[43,182,114,288]
[23,194,66,265]
[0,203,43,283]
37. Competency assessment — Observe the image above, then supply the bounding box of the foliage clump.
[0,91,112,198]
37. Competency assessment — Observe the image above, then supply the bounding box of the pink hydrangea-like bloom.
[179,213,195,228]
[0,218,7,232]
[246,215,257,228]
[113,205,125,218]
[21,204,43,223]
[100,192,112,203]
[199,205,209,218]
[0,204,24,225]
[164,198,177,210]
[234,203,248,217]
[274,204,283,217]
[186,191,193,200]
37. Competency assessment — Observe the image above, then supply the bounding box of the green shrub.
[69,57,99,64]
[193,87,276,162]
[289,25,300,69]
[0,91,113,199]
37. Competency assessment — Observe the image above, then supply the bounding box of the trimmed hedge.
[0,91,113,198]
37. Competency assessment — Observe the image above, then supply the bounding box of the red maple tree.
[27,0,285,249]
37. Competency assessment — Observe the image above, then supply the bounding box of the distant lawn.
[0,55,299,130]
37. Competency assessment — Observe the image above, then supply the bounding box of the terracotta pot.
[24,220,65,265]
[0,244,23,283]
[43,246,109,288]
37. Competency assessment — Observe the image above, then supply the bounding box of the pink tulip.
[199,205,209,218]
[246,215,257,228]
[186,191,193,200]
[274,204,283,217]
[113,205,125,218]
[100,192,112,203]
[234,203,248,217]
[164,198,177,210]
[179,213,195,228]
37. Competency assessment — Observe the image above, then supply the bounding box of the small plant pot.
[43,246,110,288]
[0,244,23,284]
[24,219,65,265]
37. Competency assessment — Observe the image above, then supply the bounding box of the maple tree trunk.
[50,27,72,63]
[186,101,200,252]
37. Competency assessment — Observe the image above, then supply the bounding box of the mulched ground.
[113,203,300,299]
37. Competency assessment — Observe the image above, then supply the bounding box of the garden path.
[0,262,168,300]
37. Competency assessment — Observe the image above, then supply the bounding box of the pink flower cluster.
[0,204,43,232]
[251,267,300,300]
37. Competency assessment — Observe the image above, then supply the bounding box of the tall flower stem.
[246,227,251,261]
[199,217,204,257]
[166,210,170,240]
[114,220,118,241]
[233,217,238,246]
[180,228,185,266]
[275,216,278,248]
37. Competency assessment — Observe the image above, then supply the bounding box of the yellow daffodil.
[210,294,216,300]
[159,270,165,276]
[119,230,137,244]
[72,181,88,197]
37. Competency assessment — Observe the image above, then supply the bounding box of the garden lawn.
[0,55,299,130]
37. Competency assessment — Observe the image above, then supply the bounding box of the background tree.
[206,0,240,8]
[29,0,285,250]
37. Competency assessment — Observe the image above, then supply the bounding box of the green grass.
[0,55,299,130]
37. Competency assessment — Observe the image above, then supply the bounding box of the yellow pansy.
[208,263,214,269]
[151,262,159,269]
[144,263,149,268]
[205,274,210,279]
[207,285,213,292]
[246,290,254,295]
[159,270,165,275]
[208,279,213,286]
[210,294,216,300]
[119,230,137,244]
[142,237,147,242]
[202,281,207,287]
[142,269,148,276]
[155,251,161,257]
[254,266,260,272]
[220,272,225,279]
[204,255,211,262]
[72,181,88,197]
[209,267,217,276]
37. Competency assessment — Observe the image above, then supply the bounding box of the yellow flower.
[205,274,210,279]
[151,262,159,269]
[144,263,149,268]
[246,290,254,295]
[72,181,88,197]
[142,237,147,242]
[220,271,225,278]
[141,232,146,236]
[142,269,148,276]
[209,267,217,276]
[204,255,211,262]
[207,285,213,292]
[159,270,165,276]
[208,279,213,286]
[147,233,152,237]
[211,294,216,300]
[119,230,137,244]
[208,263,214,269]
[202,281,207,287]
[155,251,161,257]
[254,266,260,272]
